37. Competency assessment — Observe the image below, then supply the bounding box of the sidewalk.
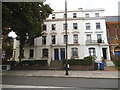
[2,69,119,79]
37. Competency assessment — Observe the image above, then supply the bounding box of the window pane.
[85,14,89,18]
[96,23,100,29]
[72,48,78,57]
[52,35,56,44]
[52,24,56,30]
[86,23,90,29]
[63,23,67,30]
[43,49,48,58]
[86,34,91,41]
[73,34,78,43]
[52,14,55,19]
[64,35,68,44]
[73,23,77,29]
[95,13,99,17]
[29,49,34,58]
[73,13,77,18]
[43,24,46,31]
[42,36,46,45]
[89,48,95,56]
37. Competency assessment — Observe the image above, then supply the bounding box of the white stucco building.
[13,8,111,65]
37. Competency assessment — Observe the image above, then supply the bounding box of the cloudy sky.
[45,0,120,16]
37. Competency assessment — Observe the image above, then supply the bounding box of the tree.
[2,2,53,61]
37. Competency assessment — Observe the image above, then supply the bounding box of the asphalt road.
[2,76,119,90]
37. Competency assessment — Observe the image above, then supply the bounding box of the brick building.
[106,16,120,60]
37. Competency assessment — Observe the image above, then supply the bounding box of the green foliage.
[3,44,13,60]
[84,56,96,61]
[2,61,17,66]
[2,2,53,61]
[63,58,93,66]
[113,61,120,70]
[20,60,48,66]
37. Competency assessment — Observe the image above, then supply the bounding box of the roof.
[106,16,120,22]
[53,8,105,13]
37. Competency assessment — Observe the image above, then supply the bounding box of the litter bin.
[99,62,104,70]
[94,63,98,70]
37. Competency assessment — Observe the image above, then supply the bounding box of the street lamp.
[65,0,69,75]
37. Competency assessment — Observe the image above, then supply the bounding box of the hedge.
[19,60,48,66]
[2,61,17,66]
[63,58,93,66]
[2,60,48,66]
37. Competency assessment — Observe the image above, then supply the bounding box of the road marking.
[2,84,74,88]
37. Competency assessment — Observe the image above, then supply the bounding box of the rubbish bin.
[99,62,104,70]
[94,63,98,70]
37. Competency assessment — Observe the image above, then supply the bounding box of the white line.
[2,84,73,88]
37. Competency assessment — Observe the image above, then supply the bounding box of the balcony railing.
[86,40,104,45]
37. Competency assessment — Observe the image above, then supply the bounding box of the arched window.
[89,48,96,56]
[73,13,77,18]
[114,46,120,56]
[52,14,55,19]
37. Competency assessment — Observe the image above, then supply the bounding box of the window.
[73,13,77,18]
[42,36,46,45]
[85,14,89,18]
[72,48,78,57]
[42,49,48,58]
[52,14,55,19]
[64,35,68,44]
[96,23,101,29]
[95,13,99,17]
[86,23,91,30]
[63,23,67,30]
[20,49,24,58]
[51,35,56,44]
[29,49,34,58]
[73,34,78,43]
[42,24,47,31]
[63,13,67,18]
[89,48,96,56]
[73,23,78,29]
[97,34,102,43]
[86,34,91,41]
[52,24,56,30]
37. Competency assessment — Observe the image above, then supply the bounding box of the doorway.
[60,48,65,60]
[102,48,107,59]
[54,49,59,60]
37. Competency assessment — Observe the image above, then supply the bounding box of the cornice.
[45,17,106,22]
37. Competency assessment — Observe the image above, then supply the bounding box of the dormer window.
[85,14,89,18]
[52,14,55,19]
[73,13,77,18]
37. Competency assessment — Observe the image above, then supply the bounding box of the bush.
[2,61,17,66]
[20,60,48,66]
[84,56,96,61]
[63,58,92,66]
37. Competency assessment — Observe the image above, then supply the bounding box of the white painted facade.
[13,8,111,65]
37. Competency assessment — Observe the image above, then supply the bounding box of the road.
[2,75,119,90]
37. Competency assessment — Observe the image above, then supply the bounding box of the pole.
[65,0,69,75]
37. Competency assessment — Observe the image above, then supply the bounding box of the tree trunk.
[19,37,26,62]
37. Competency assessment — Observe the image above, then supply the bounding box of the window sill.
[71,56,79,59]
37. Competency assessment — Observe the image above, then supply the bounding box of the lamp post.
[65,0,69,75]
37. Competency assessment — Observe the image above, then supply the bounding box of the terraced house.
[13,8,111,65]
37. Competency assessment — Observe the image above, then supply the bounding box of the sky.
[45,0,120,16]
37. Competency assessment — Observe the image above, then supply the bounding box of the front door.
[60,48,65,60]
[54,49,59,60]
[102,48,107,59]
